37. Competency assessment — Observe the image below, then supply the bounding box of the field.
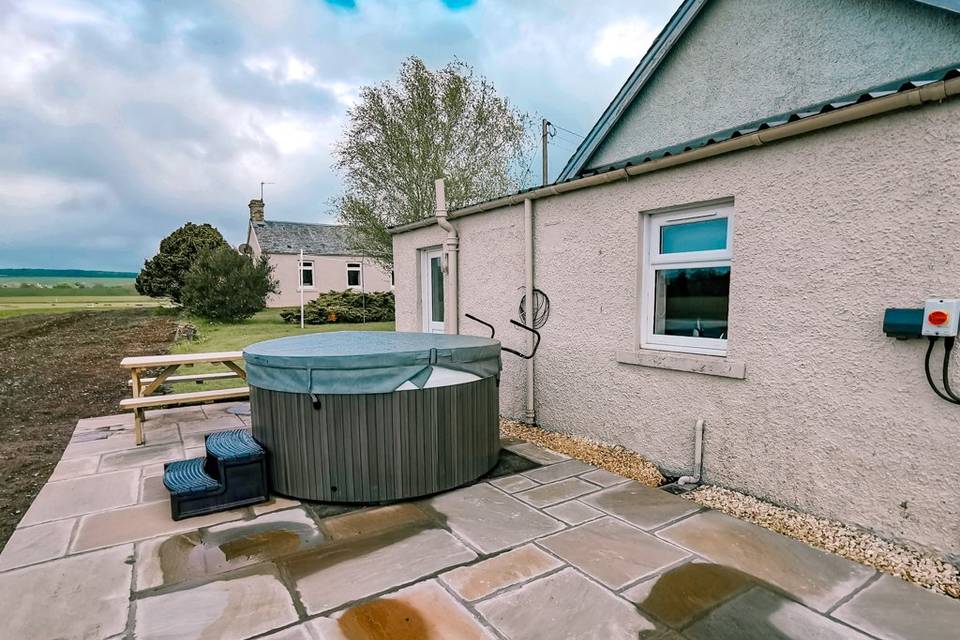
[0,277,166,319]
[0,275,137,288]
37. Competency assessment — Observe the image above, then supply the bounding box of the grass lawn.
[168,308,394,392]
[0,296,167,319]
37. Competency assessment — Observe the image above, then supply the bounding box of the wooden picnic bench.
[120,351,249,445]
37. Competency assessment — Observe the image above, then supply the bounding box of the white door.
[421,248,445,333]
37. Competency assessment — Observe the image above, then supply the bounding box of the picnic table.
[120,351,249,445]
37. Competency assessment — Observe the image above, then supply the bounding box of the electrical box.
[922,298,960,337]
[883,308,924,339]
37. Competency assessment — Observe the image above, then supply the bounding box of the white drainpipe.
[678,418,705,485]
[524,198,535,423]
[435,178,459,334]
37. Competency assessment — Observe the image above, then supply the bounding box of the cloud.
[0,0,680,270]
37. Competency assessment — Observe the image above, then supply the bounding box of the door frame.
[420,247,445,333]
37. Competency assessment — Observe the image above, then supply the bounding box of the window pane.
[654,267,730,338]
[347,269,360,286]
[430,256,444,322]
[660,217,728,253]
[301,263,313,287]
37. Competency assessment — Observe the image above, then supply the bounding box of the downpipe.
[524,198,535,423]
[678,418,705,486]
[435,178,459,334]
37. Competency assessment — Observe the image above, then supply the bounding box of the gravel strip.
[500,418,664,487]
[685,485,960,599]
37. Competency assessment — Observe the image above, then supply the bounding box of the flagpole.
[299,248,305,329]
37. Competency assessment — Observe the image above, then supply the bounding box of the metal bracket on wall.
[465,313,540,360]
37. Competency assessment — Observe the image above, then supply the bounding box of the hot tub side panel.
[250,377,500,502]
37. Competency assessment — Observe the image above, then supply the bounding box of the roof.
[557,0,960,181]
[250,220,353,255]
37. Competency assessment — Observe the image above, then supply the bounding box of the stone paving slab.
[539,516,689,590]
[544,499,604,525]
[522,458,595,483]
[684,586,871,640]
[48,454,101,481]
[515,476,598,508]
[832,574,960,640]
[581,481,700,530]
[19,468,140,526]
[475,567,657,639]
[581,468,632,487]
[426,483,563,553]
[284,527,476,614]
[0,544,133,640]
[488,473,539,493]
[98,442,184,472]
[0,518,75,571]
[135,567,299,640]
[505,442,568,464]
[658,510,875,612]
[441,543,564,601]
[310,580,494,639]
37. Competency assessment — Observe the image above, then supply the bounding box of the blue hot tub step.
[162,430,270,521]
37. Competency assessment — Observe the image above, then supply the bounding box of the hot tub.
[243,331,501,502]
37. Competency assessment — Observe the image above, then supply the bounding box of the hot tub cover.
[243,331,501,394]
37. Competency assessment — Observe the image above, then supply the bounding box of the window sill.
[616,349,745,379]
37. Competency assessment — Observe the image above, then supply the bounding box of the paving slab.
[505,442,568,465]
[252,496,301,516]
[98,442,183,472]
[140,473,169,503]
[0,544,133,640]
[178,414,246,433]
[136,507,324,589]
[425,483,563,553]
[685,587,870,640]
[515,477,598,508]
[832,574,960,640]
[581,468,631,487]
[72,498,246,552]
[544,500,604,525]
[476,567,656,639]
[488,474,539,493]
[48,454,101,481]
[19,468,140,526]
[260,625,315,640]
[658,510,875,612]
[135,567,298,640]
[310,580,493,639]
[539,516,689,590]
[441,543,564,601]
[74,413,132,432]
[284,527,476,614]
[0,518,75,571]
[580,482,700,530]
[321,503,432,541]
[522,459,595,483]
[622,560,757,628]
[61,432,138,458]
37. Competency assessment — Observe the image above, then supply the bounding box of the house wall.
[393,99,960,559]
[589,0,960,169]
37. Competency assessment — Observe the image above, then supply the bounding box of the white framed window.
[641,203,733,356]
[346,262,362,288]
[299,260,314,289]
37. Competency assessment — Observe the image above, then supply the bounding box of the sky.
[0,0,681,271]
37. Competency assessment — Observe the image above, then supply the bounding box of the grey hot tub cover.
[243,331,501,394]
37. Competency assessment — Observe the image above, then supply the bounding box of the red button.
[929,310,949,326]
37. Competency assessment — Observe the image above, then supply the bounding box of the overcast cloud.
[0,0,680,270]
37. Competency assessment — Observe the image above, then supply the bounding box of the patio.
[0,403,957,640]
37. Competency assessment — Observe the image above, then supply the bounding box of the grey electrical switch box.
[922,298,960,337]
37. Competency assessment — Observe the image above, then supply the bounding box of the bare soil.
[0,310,176,549]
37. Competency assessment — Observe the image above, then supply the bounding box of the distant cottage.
[243,199,392,308]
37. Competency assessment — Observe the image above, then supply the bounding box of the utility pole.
[541,119,550,186]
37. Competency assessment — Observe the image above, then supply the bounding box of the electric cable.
[924,337,960,404]
[941,336,960,402]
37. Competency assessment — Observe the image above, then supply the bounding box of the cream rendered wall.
[392,100,960,559]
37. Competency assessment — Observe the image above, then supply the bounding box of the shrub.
[136,223,229,303]
[280,290,394,324]
[180,247,278,322]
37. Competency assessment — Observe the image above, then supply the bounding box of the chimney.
[249,199,265,222]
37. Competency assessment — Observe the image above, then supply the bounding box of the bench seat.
[120,386,250,410]
[127,371,241,386]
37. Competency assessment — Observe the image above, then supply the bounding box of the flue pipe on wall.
[435,178,459,334]
[524,198,536,423]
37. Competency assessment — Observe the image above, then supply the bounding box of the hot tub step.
[163,457,221,496]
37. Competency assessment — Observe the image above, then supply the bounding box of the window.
[347,262,362,288]
[642,203,733,355]
[299,260,314,288]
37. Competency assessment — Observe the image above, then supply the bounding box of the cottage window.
[299,260,314,288]
[347,262,362,288]
[642,204,733,356]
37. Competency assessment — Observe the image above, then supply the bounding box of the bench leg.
[134,408,145,446]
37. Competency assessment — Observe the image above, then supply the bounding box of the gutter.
[389,75,959,235]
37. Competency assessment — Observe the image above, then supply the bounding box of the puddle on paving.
[156,520,319,585]
[636,562,760,628]
[337,598,429,640]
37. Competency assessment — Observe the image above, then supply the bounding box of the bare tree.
[334,56,535,268]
